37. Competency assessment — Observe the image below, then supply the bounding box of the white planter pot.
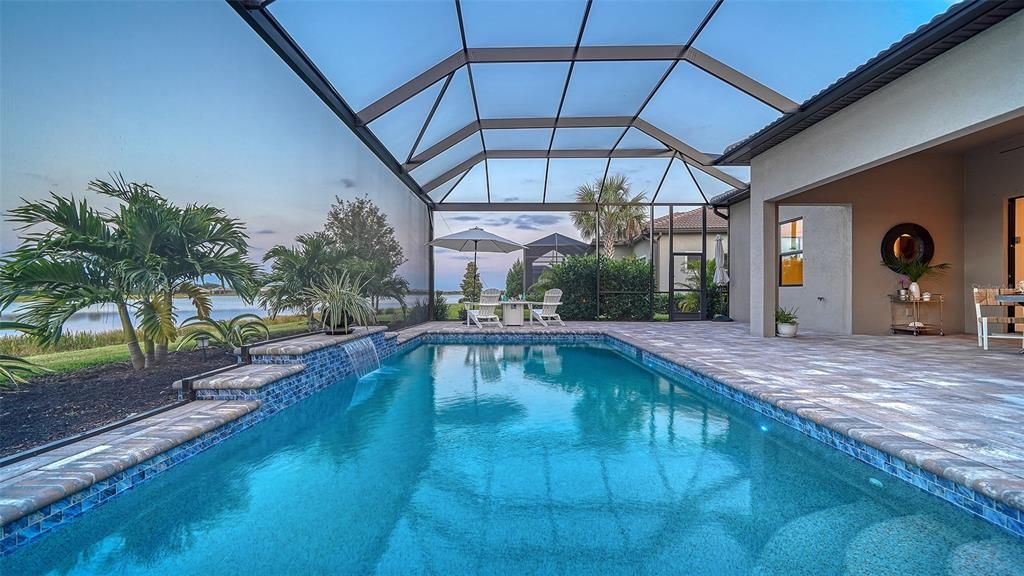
[909,281,921,300]
[777,323,798,338]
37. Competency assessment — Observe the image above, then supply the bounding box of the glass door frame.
[1010,196,1023,332]
[667,205,707,321]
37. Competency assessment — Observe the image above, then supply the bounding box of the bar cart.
[889,294,944,336]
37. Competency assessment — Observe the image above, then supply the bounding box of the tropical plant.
[883,257,951,283]
[176,314,270,352]
[676,259,728,319]
[0,175,257,370]
[505,258,524,299]
[570,174,648,259]
[2,190,149,368]
[259,232,345,327]
[0,321,49,388]
[304,272,376,334]
[775,307,799,325]
[432,291,449,321]
[96,177,257,365]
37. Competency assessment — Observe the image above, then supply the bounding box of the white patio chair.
[466,288,503,328]
[974,287,1024,351]
[531,289,565,327]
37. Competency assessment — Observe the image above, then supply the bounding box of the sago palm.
[176,314,270,352]
[570,174,648,259]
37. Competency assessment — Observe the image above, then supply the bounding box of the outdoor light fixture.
[197,334,210,361]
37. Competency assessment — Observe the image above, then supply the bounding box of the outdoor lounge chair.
[974,287,1024,351]
[466,288,503,328]
[531,289,565,327]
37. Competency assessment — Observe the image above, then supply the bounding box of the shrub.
[432,291,449,321]
[534,255,653,321]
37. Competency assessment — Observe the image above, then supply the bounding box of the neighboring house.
[615,207,728,292]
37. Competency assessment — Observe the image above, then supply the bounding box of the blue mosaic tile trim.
[2,331,398,557]
[0,409,262,556]
[203,332,392,415]
[397,331,1024,539]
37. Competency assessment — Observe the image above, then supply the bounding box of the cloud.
[331,177,357,189]
[512,214,563,230]
[253,228,276,235]
[449,215,481,222]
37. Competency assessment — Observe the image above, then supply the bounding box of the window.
[779,218,804,287]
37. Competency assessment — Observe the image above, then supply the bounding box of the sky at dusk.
[1,0,956,293]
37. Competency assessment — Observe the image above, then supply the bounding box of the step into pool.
[3,343,1022,575]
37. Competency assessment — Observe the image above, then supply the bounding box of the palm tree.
[1,175,258,370]
[94,177,257,365]
[258,232,345,328]
[0,321,50,388]
[176,314,270,352]
[1,192,150,369]
[570,174,647,259]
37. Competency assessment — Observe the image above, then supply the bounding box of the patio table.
[995,294,1024,304]
[501,301,537,327]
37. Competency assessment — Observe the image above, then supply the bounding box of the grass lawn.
[26,319,309,374]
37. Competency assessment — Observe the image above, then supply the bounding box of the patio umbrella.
[429,226,523,300]
[713,234,730,286]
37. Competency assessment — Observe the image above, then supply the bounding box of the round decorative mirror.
[881,223,934,271]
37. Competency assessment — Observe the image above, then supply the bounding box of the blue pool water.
[4,343,1023,575]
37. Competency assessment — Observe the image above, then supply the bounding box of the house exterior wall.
[777,206,853,335]
[963,133,1024,333]
[780,154,964,335]
[729,200,751,322]
[746,10,1024,336]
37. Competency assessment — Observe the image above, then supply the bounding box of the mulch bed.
[0,349,236,458]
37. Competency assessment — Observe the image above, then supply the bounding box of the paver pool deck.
[401,321,1024,512]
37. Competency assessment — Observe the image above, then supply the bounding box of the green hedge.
[534,255,653,321]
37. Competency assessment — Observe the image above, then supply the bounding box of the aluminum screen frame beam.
[356,45,798,124]
[228,1,434,207]
[435,202,712,211]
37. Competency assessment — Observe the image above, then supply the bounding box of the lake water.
[0,294,415,336]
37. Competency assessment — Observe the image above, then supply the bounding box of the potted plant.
[305,272,376,335]
[884,258,950,300]
[776,307,799,338]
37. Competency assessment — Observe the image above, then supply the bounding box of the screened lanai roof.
[231,0,962,210]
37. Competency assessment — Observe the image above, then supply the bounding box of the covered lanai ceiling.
[231,0,958,210]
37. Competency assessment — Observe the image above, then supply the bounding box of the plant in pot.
[776,307,799,338]
[305,272,376,335]
[883,257,950,300]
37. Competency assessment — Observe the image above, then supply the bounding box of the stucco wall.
[777,206,853,335]
[963,133,1024,332]
[729,200,751,322]
[746,10,1023,336]
[752,10,1024,203]
[782,154,964,335]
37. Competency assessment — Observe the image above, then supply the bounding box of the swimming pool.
[3,342,1022,575]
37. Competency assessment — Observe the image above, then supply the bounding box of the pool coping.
[397,327,1024,538]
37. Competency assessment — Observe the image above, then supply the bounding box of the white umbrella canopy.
[429,228,524,304]
[429,227,523,254]
[713,234,730,286]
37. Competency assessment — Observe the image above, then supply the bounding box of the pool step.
[0,400,260,528]
[173,363,305,391]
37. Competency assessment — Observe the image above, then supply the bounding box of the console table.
[889,294,944,336]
